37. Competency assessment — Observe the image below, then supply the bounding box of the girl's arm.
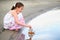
[11,12,31,28]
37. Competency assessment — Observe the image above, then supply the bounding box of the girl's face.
[17,6,24,13]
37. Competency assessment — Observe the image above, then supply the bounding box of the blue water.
[22,10,60,40]
[32,23,60,40]
[22,22,60,40]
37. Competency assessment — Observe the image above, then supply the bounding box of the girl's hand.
[28,25,32,29]
[26,25,32,29]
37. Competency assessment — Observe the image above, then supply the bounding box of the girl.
[3,2,31,31]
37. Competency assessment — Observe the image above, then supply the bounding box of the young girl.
[3,2,31,31]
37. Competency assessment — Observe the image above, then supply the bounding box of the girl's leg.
[8,26,16,31]
[15,28,19,32]
[15,26,22,32]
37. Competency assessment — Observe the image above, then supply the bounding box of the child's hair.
[11,2,24,10]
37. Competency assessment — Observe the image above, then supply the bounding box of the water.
[22,9,60,40]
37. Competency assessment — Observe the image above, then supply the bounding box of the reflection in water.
[28,28,35,40]
[22,9,60,40]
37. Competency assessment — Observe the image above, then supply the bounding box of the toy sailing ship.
[28,28,35,40]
